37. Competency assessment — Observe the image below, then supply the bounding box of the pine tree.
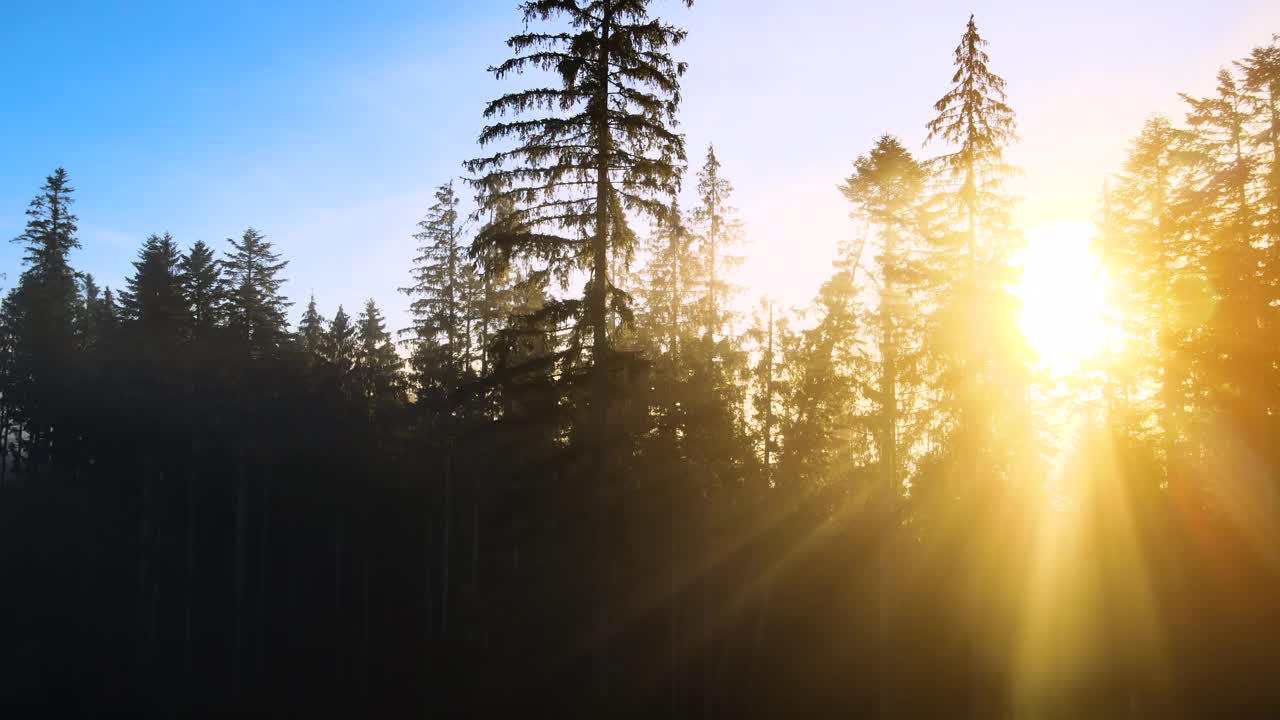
[466,0,693,435]
[324,305,357,376]
[693,144,744,340]
[926,14,1018,272]
[1239,36,1280,246]
[121,232,190,337]
[470,197,523,379]
[774,269,865,488]
[1101,116,1192,474]
[467,8,693,688]
[639,199,697,360]
[78,273,112,354]
[924,14,1023,498]
[224,228,291,358]
[355,299,405,419]
[840,135,931,498]
[746,297,784,479]
[1180,66,1272,477]
[3,167,82,465]
[400,181,472,398]
[1237,35,1280,470]
[179,240,226,340]
[297,294,327,360]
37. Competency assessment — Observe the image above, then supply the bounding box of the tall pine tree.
[3,168,82,466]
[224,228,291,359]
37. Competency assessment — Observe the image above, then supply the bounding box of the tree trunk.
[589,0,615,709]
[184,460,197,703]
[257,477,271,699]
[440,441,453,642]
[334,508,344,713]
[233,462,246,708]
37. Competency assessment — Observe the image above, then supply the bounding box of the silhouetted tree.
[224,227,291,358]
[297,294,327,361]
[179,240,226,340]
[121,233,190,336]
[401,180,472,401]
[3,167,81,467]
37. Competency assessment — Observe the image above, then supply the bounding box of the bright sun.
[1013,219,1110,377]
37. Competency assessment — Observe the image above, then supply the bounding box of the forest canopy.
[2,5,1280,718]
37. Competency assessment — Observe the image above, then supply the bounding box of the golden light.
[1013,219,1111,377]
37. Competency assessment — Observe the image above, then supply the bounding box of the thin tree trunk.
[879,267,898,720]
[184,460,197,702]
[257,477,270,699]
[589,1,615,709]
[233,462,246,708]
[334,508,344,713]
[440,440,453,640]
[361,558,370,720]
[423,514,433,712]
[470,498,479,592]
[136,467,153,702]
[764,300,774,477]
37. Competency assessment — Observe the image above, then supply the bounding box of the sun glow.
[1014,219,1111,377]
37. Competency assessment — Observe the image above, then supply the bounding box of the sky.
[2,0,1279,329]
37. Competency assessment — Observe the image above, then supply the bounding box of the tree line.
[2,4,1279,717]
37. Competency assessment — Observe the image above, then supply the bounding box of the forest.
[2,2,1280,717]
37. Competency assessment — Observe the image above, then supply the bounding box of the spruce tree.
[355,299,405,418]
[639,199,696,360]
[926,14,1018,270]
[324,305,357,376]
[466,0,693,433]
[121,232,190,336]
[224,228,291,358]
[3,167,82,464]
[297,294,327,360]
[179,240,226,340]
[400,180,472,398]
[1239,36,1280,246]
[924,14,1024,497]
[839,135,931,498]
[1180,67,1272,472]
[78,273,110,354]
[774,268,864,488]
[693,144,744,340]
[1102,116,1191,475]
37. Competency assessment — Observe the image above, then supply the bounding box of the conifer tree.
[401,181,472,397]
[78,273,113,354]
[639,199,697,360]
[840,135,931,497]
[693,144,744,340]
[1101,116,1191,473]
[1239,36,1280,246]
[924,14,1024,499]
[355,299,406,418]
[926,14,1018,271]
[3,167,82,464]
[1180,67,1273,473]
[120,232,190,336]
[470,197,523,379]
[224,228,291,358]
[775,269,865,487]
[324,305,357,376]
[297,294,327,360]
[466,0,693,436]
[179,240,226,340]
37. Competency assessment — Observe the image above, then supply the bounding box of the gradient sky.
[3,0,1279,328]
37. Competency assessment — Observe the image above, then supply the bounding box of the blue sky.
[3,0,1279,326]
